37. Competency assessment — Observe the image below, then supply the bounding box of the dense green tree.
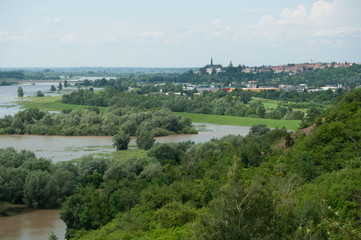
[60,186,112,239]
[58,82,62,91]
[50,85,56,91]
[103,164,128,182]
[112,130,130,150]
[53,168,78,199]
[0,167,26,203]
[36,90,44,97]
[17,86,24,97]
[196,181,275,240]
[135,126,155,150]
[23,170,59,208]
[256,104,266,118]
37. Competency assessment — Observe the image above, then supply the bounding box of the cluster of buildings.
[242,62,354,75]
[181,80,346,95]
[201,58,354,76]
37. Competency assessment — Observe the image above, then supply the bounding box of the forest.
[2,87,360,239]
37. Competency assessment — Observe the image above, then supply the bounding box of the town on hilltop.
[184,58,356,94]
[201,58,354,75]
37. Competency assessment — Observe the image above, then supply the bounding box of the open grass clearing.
[111,146,147,162]
[174,112,301,130]
[16,96,107,112]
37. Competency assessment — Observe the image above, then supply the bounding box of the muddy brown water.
[0,123,250,162]
[0,123,250,240]
[0,207,65,240]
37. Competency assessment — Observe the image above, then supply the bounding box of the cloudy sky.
[0,0,360,67]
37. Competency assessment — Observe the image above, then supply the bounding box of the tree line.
[62,88,307,120]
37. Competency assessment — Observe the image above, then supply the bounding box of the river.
[0,123,250,162]
[0,123,250,240]
[0,80,106,118]
[0,207,65,240]
[0,82,76,118]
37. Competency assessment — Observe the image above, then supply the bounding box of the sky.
[0,0,360,68]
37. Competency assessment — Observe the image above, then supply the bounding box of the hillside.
[59,88,361,240]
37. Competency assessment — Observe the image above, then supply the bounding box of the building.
[205,58,222,75]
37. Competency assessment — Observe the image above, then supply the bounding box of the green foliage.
[0,166,26,203]
[17,86,24,97]
[60,185,112,239]
[195,180,275,240]
[154,201,196,228]
[147,141,194,165]
[112,130,130,150]
[24,170,59,208]
[36,90,44,97]
[135,124,155,150]
[0,107,196,137]
[48,231,59,240]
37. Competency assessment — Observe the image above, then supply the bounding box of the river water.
[0,123,250,162]
[0,82,76,118]
[0,208,65,240]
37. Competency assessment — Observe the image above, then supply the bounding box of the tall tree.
[17,87,24,97]
[112,130,130,150]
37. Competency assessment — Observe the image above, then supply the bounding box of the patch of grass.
[16,96,107,112]
[174,112,301,130]
[112,148,147,161]
[249,98,280,110]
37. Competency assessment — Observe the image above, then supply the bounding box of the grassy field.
[16,96,107,112]
[249,98,279,110]
[111,146,147,161]
[174,112,301,130]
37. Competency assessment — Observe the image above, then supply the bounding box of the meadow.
[174,112,301,130]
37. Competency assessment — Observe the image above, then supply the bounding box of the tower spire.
[211,57,213,66]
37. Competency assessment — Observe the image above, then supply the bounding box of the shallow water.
[0,123,250,162]
[0,82,74,117]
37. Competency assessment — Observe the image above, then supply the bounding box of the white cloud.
[212,19,222,25]
[59,33,77,43]
[0,31,9,40]
[278,5,308,25]
[252,0,361,44]
[257,14,278,26]
[138,31,165,39]
[44,18,61,24]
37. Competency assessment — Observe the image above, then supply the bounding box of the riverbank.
[174,112,301,130]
